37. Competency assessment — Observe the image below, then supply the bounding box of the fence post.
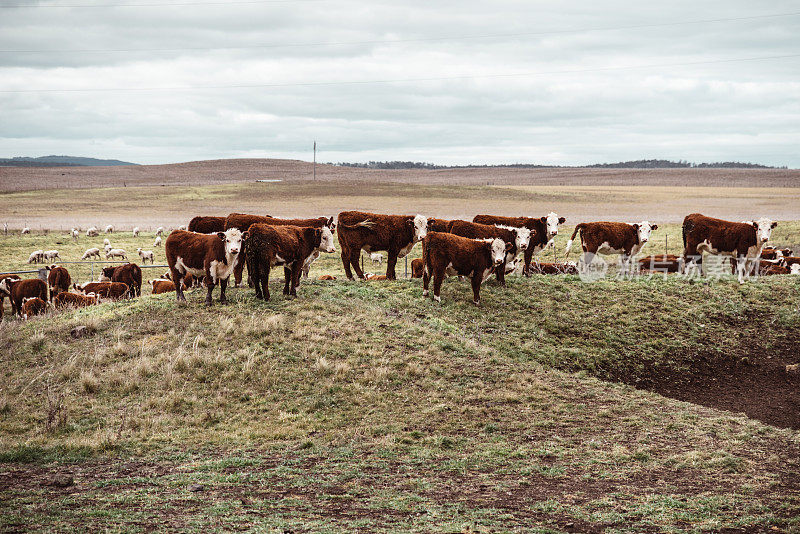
[37,267,48,281]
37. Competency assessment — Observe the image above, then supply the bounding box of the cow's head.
[488,238,510,266]
[540,212,565,238]
[316,226,336,253]
[217,228,245,256]
[504,257,521,274]
[512,226,532,252]
[752,218,777,244]
[409,214,428,242]
[632,221,658,244]
[0,278,17,296]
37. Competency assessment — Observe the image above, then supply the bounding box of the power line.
[1,53,797,93]
[0,0,319,7]
[2,12,799,53]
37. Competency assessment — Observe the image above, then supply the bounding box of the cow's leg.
[233,252,246,287]
[471,274,482,306]
[432,268,444,303]
[523,248,534,277]
[340,246,354,280]
[290,262,302,296]
[351,249,366,279]
[422,263,430,297]
[204,269,215,306]
[495,261,507,287]
[386,250,398,280]
[580,251,595,273]
[172,267,187,302]
[219,277,228,304]
[262,265,271,301]
[283,266,292,296]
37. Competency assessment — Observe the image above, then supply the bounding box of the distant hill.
[587,159,785,169]
[333,159,786,170]
[0,155,137,167]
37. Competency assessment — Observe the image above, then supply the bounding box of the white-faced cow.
[165,228,246,306]
[448,220,531,287]
[422,232,509,306]
[682,213,777,283]
[337,211,431,280]
[473,213,565,275]
[565,221,658,275]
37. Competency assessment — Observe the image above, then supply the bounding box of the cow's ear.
[558,217,566,224]
[651,224,658,230]
[771,221,778,229]
[752,221,759,229]
[327,217,334,226]
[539,216,547,223]
[505,242,513,251]
[241,231,249,242]
[632,223,639,230]
[216,232,226,240]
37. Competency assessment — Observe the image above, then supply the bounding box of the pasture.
[1,183,800,532]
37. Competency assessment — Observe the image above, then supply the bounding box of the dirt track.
[2,158,800,192]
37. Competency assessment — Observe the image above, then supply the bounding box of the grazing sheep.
[71,228,79,241]
[27,250,44,264]
[86,226,99,237]
[369,252,383,266]
[21,227,31,235]
[153,236,162,247]
[178,225,187,231]
[43,250,60,261]
[105,248,127,260]
[103,238,111,247]
[82,247,101,260]
[155,227,164,236]
[105,224,114,234]
[137,248,154,264]
[133,226,140,237]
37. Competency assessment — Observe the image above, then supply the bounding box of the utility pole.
[313,140,316,181]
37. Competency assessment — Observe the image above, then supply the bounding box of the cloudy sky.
[1,0,799,166]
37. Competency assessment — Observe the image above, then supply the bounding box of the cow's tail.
[564,224,585,255]
[339,219,376,231]
[682,219,692,249]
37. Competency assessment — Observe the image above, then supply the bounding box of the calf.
[188,216,227,234]
[21,297,47,319]
[27,250,44,264]
[411,257,424,278]
[528,261,579,275]
[100,263,142,297]
[0,274,21,320]
[246,224,335,301]
[47,265,71,300]
[565,221,658,275]
[165,228,246,305]
[162,270,197,288]
[0,278,48,316]
[638,254,683,274]
[318,274,337,280]
[82,247,101,260]
[105,248,127,260]
[86,226,99,237]
[137,248,154,264]
[473,213,564,275]
[150,279,177,294]
[54,291,98,308]
[780,256,800,269]
[337,211,431,280]
[449,220,531,287]
[759,263,790,276]
[74,281,129,300]
[422,232,508,306]
[760,246,792,260]
[682,213,776,283]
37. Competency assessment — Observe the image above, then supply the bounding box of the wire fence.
[2,261,169,280]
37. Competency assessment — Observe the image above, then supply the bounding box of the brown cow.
[780,256,800,268]
[565,221,658,275]
[162,271,197,288]
[165,228,247,305]
[75,281,129,300]
[337,211,432,280]
[0,278,47,316]
[759,263,790,276]
[411,258,424,278]
[188,215,227,234]
[318,274,337,280]
[637,255,683,274]
[100,263,142,297]
[53,291,98,308]
[46,265,71,301]
[473,213,564,275]
[422,232,509,306]
[245,224,336,301]
[21,297,47,319]
[150,279,177,294]
[449,220,531,287]
[258,216,336,281]
[428,218,455,233]
[760,246,793,260]
[0,274,21,320]
[224,213,279,286]
[682,214,776,283]
[528,261,579,275]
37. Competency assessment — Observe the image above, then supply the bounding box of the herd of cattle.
[2,211,798,318]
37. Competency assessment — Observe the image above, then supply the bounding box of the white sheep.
[105,224,114,234]
[82,247,101,260]
[132,226,140,237]
[27,250,44,263]
[137,248,154,264]
[71,228,79,241]
[369,252,383,266]
[103,238,111,247]
[105,248,127,260]
[178,225,187,231]
[21,227,30,235]
[153,236,162,247]
[155,227,164,236]
[86,226,99,237]
[43,250,60,261]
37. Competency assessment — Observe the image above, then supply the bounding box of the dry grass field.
[1,163,799,532]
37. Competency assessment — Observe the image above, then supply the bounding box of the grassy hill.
[1,250,799,530]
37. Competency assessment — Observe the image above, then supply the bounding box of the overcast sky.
[1,0,799,166]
